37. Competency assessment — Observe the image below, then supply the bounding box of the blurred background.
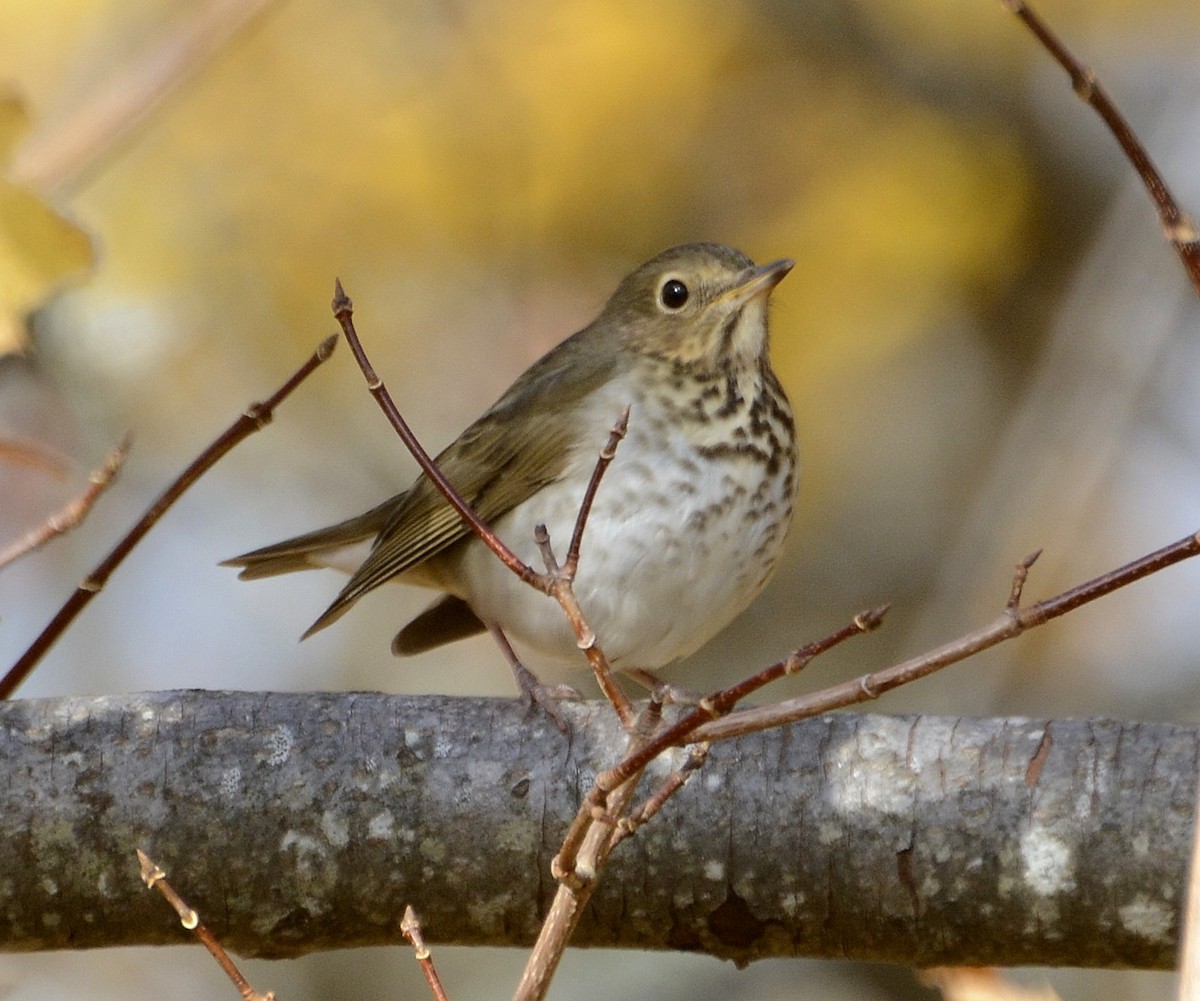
[1,0,1198,998]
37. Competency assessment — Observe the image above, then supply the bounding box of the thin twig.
[564,405,629,575]
[696,530,1200,742]
[400,906,452,1001]
[549,698,665,884]
[549,609,883,886]
[1007,550,1042,613]
[0,434,132,570]
[1001,0,1200,295]
[534,525,632,726]
[544,409,634,724]
[557,531,1200,873]
[549,609,883,883]
[535,531,1200,984]
[331,281,540,587]
[611,742,710,847]
[515,763,645,1001]
[332,282,635,726]
[574,605,889,806]
[0,336,337,700]
[137,849,275,1001]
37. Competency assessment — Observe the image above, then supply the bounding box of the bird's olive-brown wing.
[303,329,620,634]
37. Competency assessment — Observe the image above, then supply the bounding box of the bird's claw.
[518,679,582,732]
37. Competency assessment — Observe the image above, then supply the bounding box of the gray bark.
[0,690,1193,968]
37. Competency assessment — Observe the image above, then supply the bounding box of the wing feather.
[304,329,619,634]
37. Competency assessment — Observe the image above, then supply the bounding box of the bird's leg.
[625,668,703,706]
[486,624,581,731]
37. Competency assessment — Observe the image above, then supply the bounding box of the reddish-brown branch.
[0,336,337,700]
[553,528,1200,902]
[400,906,452,1001]
[611,742,710,847]
[516,768,644,1001]
[549,608,886,892]
[578,605,889,803]
[331,281,540,588]
[533,523,633,726]
[696,530,1200,742]
[332,282,634,726]
[534,528,1200,997]
[1001,0,1200,295]
[137,849,274,1001]
[564,406,629,575]
[547,699,663,885]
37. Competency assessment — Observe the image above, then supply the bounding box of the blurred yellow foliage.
[771,107,1031,378]
[36,0,1038,403]
[135,0,752,260]
[0,0,1181,472]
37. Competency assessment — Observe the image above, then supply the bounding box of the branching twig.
[540,604,886,987]
[696,530,1200,742]
[546,529,1200,937]
[1007,549,1042,613]
[610,741,709,847]
[515,763,645,1001]
[519,529,1200,996]
[331,282,633,726]
[1001,0,1200,295]
[331,281,538,587]
[566,604,889,821]
[0,434,132,570]
[549,697,665,885]
[0,336,337,700]
[563,405,629,575]
[137,849,275,1001]
[400,906,452,1001]
[531,410,635,723]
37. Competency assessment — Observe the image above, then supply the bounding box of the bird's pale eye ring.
[659,278,689,311]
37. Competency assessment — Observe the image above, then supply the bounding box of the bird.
[224,242,798,712]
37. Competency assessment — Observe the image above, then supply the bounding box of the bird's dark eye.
[659,278,689,310]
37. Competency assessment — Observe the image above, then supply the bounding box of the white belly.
[435,399,796,670]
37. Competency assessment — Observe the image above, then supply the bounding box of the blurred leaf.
[0,94,94,356]
[0,92,30,162]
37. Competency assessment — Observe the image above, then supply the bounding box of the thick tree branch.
[1,690,1192,969]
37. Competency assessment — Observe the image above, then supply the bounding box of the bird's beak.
[721,258,795,308]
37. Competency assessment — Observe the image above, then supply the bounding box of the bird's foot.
[486,623,580,732]
[512,662,581,733]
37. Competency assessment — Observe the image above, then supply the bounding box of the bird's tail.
[220,498,396,580]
